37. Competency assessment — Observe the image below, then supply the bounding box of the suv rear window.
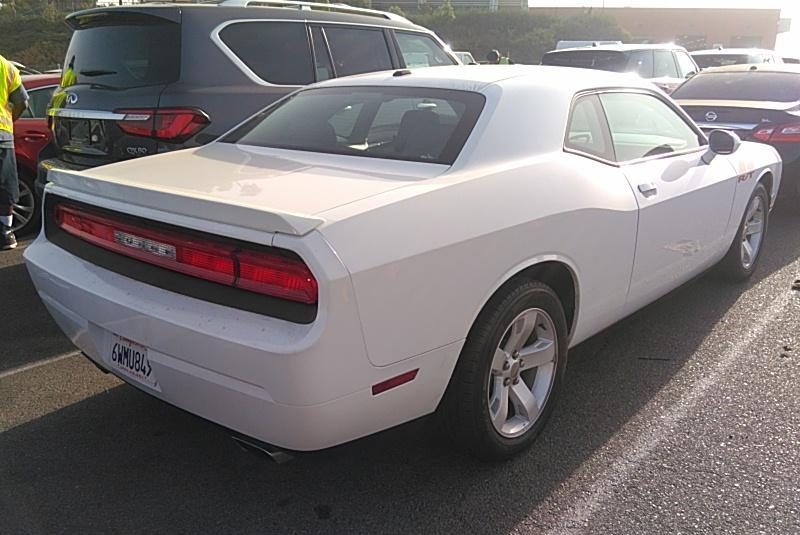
[693,54,755,69]
[223,86,485,165]
[219,21,314,85]
[672,72,800,102]
[542,50,628,72]
[62,21,180,89]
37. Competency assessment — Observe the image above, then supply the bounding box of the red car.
[12,73,60,235]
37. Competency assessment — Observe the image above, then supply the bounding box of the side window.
[311,27,333,82]
[324,26,393,77]
[219,22,314,85]
[674,51,697,78]
[20,86,56,119]
[653,49,679,78]
[395,32,455,68]
[599,92,701,162]
[565,95,612,161]
[626,50,653,78]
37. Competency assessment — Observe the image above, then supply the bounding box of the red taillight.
[115,108,210,142]
[752,122,800,143]
[54,203,317,305]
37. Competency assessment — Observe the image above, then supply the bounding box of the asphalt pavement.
[1,208,799,535]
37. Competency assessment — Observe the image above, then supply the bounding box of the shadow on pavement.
[0,255,73,374]
[0,208,798,534]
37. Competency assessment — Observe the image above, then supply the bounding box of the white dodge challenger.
[25,66,781,460]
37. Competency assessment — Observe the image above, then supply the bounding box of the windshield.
[672,72,800,102]
[62,22,180,89]
[542,50,629,72]
[223,87,486,165]
[693,54,756,69]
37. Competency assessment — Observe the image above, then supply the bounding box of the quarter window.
[653,50,679,78]
[600,92,701,162]
[324,26,393,77]
[395,32,455,68]
[565,95,612,161]
[219,22,314,85]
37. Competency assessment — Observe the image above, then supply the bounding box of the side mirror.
[685,70,696,79]
[703,129,741,163]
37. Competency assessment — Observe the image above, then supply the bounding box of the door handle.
[638,183,658,196]
[22,133,48,142]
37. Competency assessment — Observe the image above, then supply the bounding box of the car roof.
[693,63,800,75]
[310,65,655,94]
[547,43,685,53]
[72,2,426,31]
[691,48,777,55]
[21,73,61,86]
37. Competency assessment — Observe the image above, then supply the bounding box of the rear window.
[62,21,180,89]
[693,54,755,69]
[223,87,485,165]
[542,50,628,72]
[672,72,800,102]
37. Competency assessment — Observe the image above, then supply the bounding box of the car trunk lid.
[46,143,447,236]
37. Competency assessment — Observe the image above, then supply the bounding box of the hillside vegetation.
[0,4,627,71]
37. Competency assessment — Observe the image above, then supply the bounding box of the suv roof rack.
[217,0,411,22]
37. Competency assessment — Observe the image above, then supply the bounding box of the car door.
[598,91,738,312]
[13,84,56,171]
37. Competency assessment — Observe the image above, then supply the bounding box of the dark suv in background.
[38,0,457,192]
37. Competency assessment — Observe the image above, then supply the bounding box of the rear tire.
[442,279,568,461]
[718,183,769,281]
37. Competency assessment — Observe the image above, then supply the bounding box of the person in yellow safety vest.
[0,54,29,250]
[486,49,512,65]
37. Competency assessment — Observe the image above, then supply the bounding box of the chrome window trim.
[210,18,444,87]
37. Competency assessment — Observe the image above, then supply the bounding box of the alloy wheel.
[11,180,35,233]
[740,194,765,270]
[487,307,558,438]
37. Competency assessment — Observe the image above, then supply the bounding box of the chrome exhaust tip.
[232,435,293,464]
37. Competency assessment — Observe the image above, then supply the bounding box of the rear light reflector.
[54,203,317,305]
[115,108,210,142]
[371,369,419,396]
[752,122,800,143]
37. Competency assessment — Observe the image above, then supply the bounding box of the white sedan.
[25,66,781,460]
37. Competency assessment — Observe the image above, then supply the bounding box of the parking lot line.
[0,351,80,380]
[543,290,791,535]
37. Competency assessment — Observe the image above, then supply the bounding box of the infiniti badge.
[705,111,718,122]
[66,92,78,105]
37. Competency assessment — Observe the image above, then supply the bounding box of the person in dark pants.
[0,54,29,250]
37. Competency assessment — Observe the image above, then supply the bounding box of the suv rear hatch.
[50,8,190,168]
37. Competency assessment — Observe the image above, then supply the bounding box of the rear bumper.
[24,234,460,451]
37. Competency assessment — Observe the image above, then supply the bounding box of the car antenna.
[393,69,412,77]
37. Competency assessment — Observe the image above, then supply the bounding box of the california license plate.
[107,335,160,391]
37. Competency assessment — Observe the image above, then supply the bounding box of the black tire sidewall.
[453,280,569,460]
[722,183,769,280]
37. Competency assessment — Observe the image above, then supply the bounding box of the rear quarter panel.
[319,154,639,367]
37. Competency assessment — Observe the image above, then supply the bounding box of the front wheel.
[443,280,568,461]
[717,183,769,281]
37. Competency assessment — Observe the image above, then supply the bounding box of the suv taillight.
[114,108,210,143]
[54,202,318,305]
[752,122,800,143]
